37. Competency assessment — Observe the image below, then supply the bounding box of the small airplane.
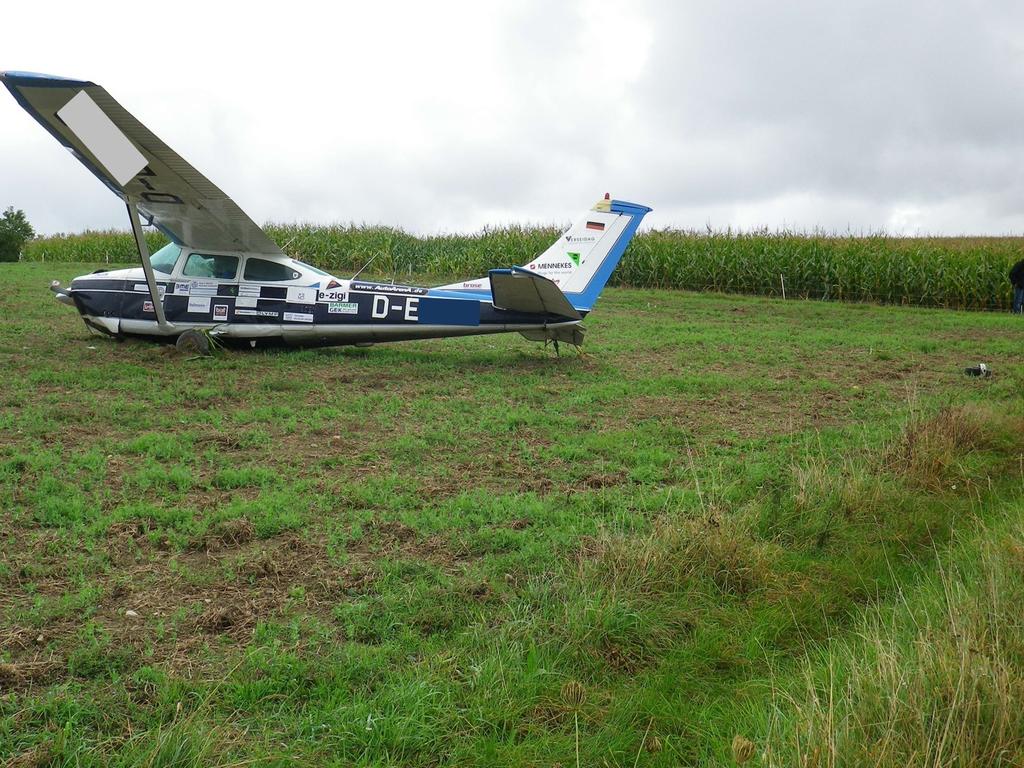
[2,71,651,353]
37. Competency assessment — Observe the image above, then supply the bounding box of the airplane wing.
[1,71,281,254]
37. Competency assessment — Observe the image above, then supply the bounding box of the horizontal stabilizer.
[489,267,582,320]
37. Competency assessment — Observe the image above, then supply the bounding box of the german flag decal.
[586,221,605,231]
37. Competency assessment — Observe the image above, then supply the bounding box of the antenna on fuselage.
[350,253,379,281]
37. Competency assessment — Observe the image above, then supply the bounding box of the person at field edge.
[1010,258,1024,314]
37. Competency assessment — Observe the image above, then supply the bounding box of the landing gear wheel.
[176,329,211,356]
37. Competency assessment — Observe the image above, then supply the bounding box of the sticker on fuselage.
[318,289,349,302]
[190,280,219,296]
[134,283,166,296]
[352,281,427,296]
[371,295,419,321]
[142,300,154,313]
[236,296,258,308]
[327,302,358,314]
[238,284,261,298]
[187,296,211,313]
[283,311,313,323]
[286,287,315,304]
[175,282,190,294]
[213,304,229,321]
[235,309,278,318]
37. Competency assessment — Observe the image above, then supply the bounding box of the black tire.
[176,329,211,356]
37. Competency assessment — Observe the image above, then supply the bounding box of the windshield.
[150,243,182,275]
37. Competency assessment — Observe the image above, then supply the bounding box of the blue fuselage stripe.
[66,279,568,329]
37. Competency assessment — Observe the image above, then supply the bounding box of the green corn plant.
[22,225,1021,310]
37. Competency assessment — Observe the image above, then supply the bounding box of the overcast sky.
[3,1,1024,236]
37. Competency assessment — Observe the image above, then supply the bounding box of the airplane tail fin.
[524,196,652,311]
[436,196,651,312]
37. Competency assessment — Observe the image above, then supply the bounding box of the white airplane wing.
[2,71,281,254]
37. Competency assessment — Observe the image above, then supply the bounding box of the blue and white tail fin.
[436,196,652,311]
[525,196,652,311]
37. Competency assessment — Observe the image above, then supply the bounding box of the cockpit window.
[182,253,239,279]
[150,243,182,275]
[244,258,301,281]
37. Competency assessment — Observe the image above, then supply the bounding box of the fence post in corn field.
[780,273,786,300]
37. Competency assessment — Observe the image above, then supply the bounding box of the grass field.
[2,261,1024,766]
[21,226,1024,311]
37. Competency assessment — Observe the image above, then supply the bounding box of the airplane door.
[237,257,312,327]
[170,251,240,325]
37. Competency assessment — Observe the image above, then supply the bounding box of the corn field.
[20,226,1024,310]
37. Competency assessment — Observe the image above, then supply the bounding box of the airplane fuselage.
[57,248,582,347]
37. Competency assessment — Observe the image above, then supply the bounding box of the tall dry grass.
[761,403,1024,767]
[770,519,1024,767]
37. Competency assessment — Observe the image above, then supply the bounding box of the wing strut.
[126,197,169,328]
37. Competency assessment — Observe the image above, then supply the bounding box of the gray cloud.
[629,0,1024,231]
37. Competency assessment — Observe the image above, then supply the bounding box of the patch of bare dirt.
[202,517,255,549]
[0,659,60,688]
[0,514,469,689]
[3,742,55,768]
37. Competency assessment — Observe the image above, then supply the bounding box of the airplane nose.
[50,280,75,306]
